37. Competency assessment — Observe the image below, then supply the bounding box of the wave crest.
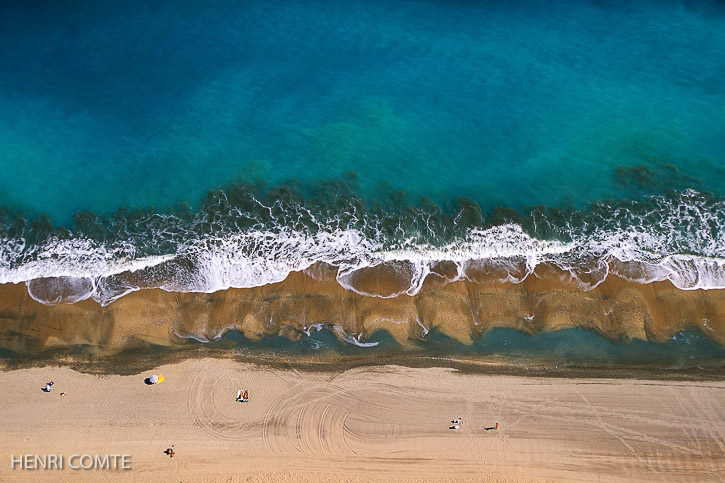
[2,187,725,305]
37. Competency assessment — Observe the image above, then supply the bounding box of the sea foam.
[1,189,725,306]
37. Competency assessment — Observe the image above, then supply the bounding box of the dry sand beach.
[1,358,724,482]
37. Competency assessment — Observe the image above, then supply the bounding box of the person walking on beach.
[165,445,175,458]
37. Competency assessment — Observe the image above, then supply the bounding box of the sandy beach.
[1,358,723,482]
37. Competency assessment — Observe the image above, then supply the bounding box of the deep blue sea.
[2,0,724,220]
[1,0,724,354]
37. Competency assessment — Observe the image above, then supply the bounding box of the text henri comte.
[10,454,131,471]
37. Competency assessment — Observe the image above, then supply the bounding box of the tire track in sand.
[187,362,260,441]
[262,382,354,455]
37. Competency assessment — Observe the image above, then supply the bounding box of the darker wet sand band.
[1,262,724,360]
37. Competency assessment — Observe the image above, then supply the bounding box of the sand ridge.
[1,263,724,358]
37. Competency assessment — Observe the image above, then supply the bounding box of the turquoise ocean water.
[1,0,724,356]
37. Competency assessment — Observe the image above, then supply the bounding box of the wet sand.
[0,358,723,482]
[1,263,724,358]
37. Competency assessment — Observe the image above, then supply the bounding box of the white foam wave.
[302,323,324,336]
[26,276,96,306]
[332,325,379,347]
[336,224,570,297]
[0,236,175,284]
[659,256,725,290]
[172,324,236,343]
[3,190,725,306]
[416,318,429,336]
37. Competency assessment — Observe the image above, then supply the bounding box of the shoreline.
[0,332,725,382]
[2,344,725,382]
[1,358,723,482]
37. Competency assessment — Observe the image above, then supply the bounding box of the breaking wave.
[1,183,725,306]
